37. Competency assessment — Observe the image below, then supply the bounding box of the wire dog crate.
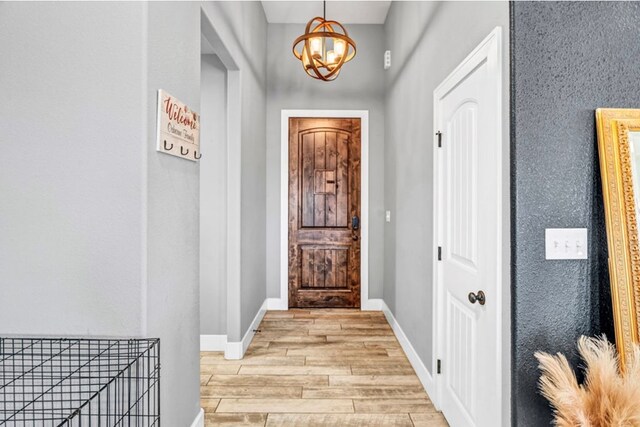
[0,338,160,426]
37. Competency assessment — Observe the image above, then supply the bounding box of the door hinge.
[437,359,442,374]
[436,131,442,148]
[437,246,442,261]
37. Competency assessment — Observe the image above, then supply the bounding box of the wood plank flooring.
[200,309,448,426]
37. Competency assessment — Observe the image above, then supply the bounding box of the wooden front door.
[288,118,361,308]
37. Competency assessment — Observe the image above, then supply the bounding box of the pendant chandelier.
[292,1,356,81]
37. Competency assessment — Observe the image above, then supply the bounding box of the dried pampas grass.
[535,336,640,427]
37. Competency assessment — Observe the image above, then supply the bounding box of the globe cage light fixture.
[292,1,356,81]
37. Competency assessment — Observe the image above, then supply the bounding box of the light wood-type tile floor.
[200,309,448,426]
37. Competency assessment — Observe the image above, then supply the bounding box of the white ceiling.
[261,1,391,24]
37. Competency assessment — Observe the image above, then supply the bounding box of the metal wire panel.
[0,338,160,427]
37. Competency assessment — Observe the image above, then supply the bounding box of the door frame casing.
[432,27,506,419]
[279,110,372,310]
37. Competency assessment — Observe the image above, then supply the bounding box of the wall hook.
[180,146,189,155]
[164,140,173,150]
[194,151,202,160]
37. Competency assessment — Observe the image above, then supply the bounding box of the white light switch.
[545,228,588,260]
[385,210,391,223]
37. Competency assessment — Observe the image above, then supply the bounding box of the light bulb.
[326,50,337,67]
[302,49,312,69]
[310,37,322,58]
[334,39,346,59]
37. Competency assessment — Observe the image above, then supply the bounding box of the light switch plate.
[385,210,391,223]
[545,228,588,260]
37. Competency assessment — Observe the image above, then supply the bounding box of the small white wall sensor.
[384,50,391,70]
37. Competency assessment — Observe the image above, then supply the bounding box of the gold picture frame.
[596,108,640,368]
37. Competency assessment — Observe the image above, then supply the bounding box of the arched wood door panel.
[288,118,361,308]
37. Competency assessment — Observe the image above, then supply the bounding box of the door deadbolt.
[352,215,360,230]
[468,290,486,305]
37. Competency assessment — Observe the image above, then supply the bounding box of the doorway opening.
[280,110,377,310]
[199,8,243,359]
[432,27,507,426]
[287,117,361,308]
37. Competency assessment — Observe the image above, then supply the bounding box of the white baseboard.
[225,340,243,360]
[225,299,268,360]
[266,297,287,310]
[190,408,204,427]
[381,300,438,408]
[361,298,384,311]
[200,334,227,352]
[268,297,382,311]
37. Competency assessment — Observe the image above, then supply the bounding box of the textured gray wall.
[383,4,510,411]
[265,24,385,302]
[511,2,637,425]
[200,54,228,336]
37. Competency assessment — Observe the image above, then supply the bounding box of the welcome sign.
[156,90,200,161]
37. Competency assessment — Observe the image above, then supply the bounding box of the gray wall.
[0,2,203,425]
[145,3,202,425]
[383,1,510,392]
[511,2,637,425]
[200,1,268,340]
[0,1,146,337]
[266,24,386,301]
[200,54,228,336]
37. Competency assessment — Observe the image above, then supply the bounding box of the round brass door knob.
[468,290,486,306]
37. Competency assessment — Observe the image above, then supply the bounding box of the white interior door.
[434,28,502,427]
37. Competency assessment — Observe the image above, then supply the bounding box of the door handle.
[352,215,360,230]
[468,290,486,306]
